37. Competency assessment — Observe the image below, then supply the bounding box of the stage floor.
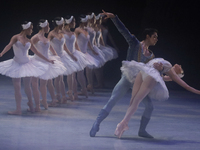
[0,75,200,150]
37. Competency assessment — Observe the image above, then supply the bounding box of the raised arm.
[166,69,200,95]
[0,35,17,57]
[101,10,139,47]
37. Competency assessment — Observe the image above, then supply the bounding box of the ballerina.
[48,17,78,104]
[90,10,162,138]
[115,58,200,138]
[0,21,54,115]
[62,16,91,100]
[31,19,67,109]
[93,13,114,88]
[95,14,114,62]
[75,14,100,97]
[100,14,119,59]
[85,13,107,93]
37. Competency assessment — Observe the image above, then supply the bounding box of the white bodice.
[87,27,96,46]
[76,33,90,53]
[50,37,65,56]
[64,34,76,53]
[34,41,50,60]
[13,41,31,64]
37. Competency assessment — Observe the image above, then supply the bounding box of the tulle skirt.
[31,55,67,80]
[121,60,169,101]
[106,45,118,59]
[0,57,48,78]
[57,51,81,75]
[72,50,93,71]
[87,45,107,68]
[98,45,114,62]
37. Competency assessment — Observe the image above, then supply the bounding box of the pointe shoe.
[74,92,78,100]
[8,110,22,115]
[40,100,48,110]
[48,100,57,107]
[62,96,68,104]
[27,102,35,113]
[78,89,84,95]
[82,88,88,98]
[56,94,62,103]
[67,90,74,101]
[35,107,41,112]
[114,122,129,138]
[87,84,94,94]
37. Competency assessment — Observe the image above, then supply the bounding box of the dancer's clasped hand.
[153,62,163,71]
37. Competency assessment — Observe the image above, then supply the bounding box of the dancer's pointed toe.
[114,122,129,138]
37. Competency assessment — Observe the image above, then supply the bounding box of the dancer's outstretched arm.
[101,10,139,47]
[0,35,17,57]
[166,69,200,94]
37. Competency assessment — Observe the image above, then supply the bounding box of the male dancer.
[90,10,163,138]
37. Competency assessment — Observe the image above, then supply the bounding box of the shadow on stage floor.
[0,75,200,150]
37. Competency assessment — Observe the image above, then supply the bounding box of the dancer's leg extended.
[115,74,156,138]
[90,75,132,137]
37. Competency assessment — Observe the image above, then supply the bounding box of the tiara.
[65,16,74,24]
[56,17,64,26]
[22,22,32,30]
[80,15,89,23]
[88,12,95,19]
[95,14,101,20]
[39,20,48,28]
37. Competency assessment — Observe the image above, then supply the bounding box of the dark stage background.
[0,0,200,91]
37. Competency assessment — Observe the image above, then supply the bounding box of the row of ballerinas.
[0,13,118,115]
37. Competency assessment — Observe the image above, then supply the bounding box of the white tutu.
[121,58,172,101]
[95,30,117,61]
[76,33,100,69]
[98,45,114,61]
[106,45,118,59]
[58,51,79,75]
[50,37,80,75]
[87,46,107,68]
[0,41,48,78]
[31,41,67,80]
[64,34,93,71]
[0,58,48,78]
